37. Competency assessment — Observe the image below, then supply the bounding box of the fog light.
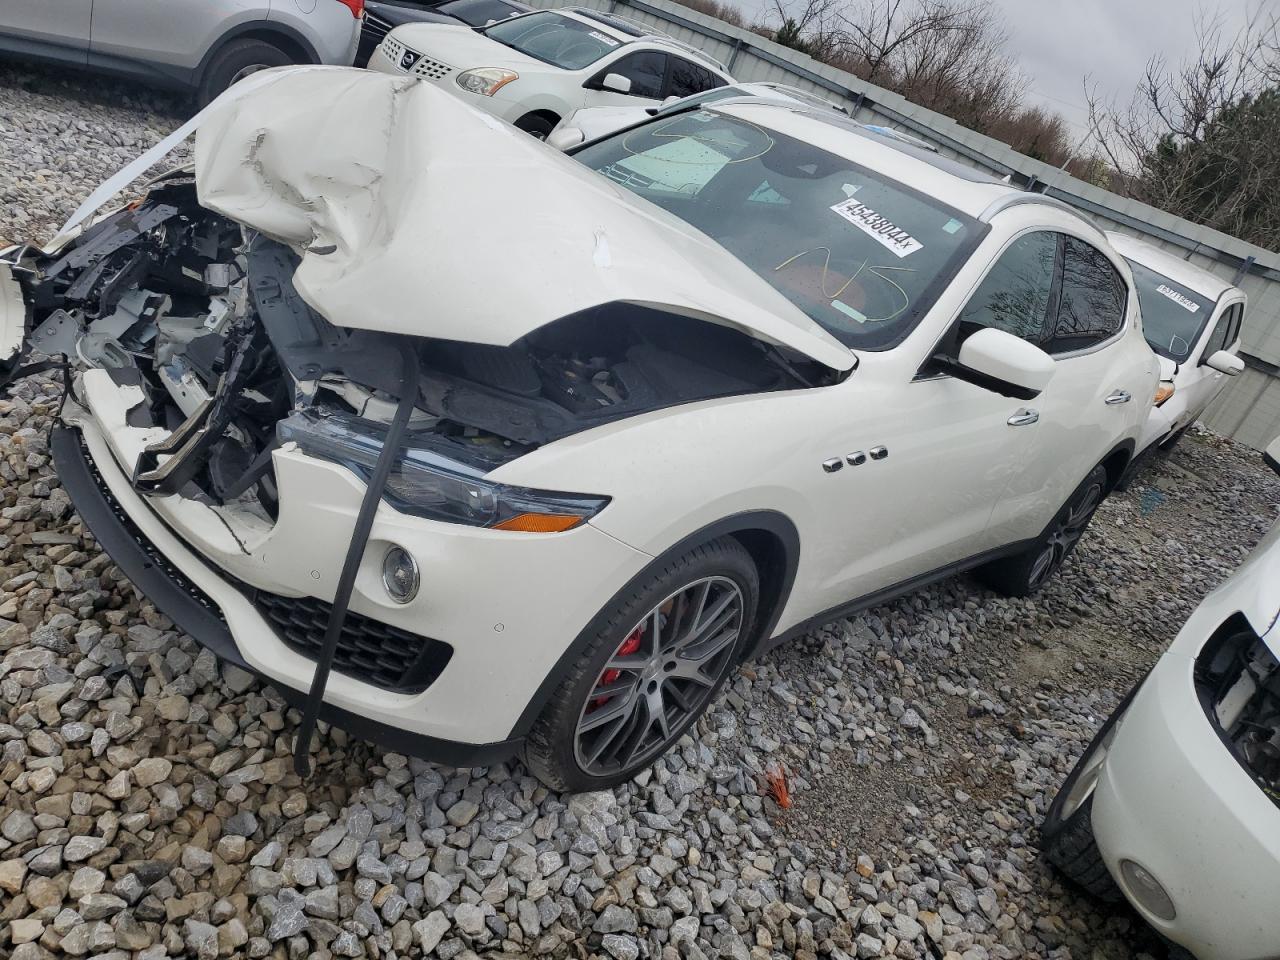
[1120,859,1176,921]
[382,546,419,604]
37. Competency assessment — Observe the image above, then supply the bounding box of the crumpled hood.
[192,67,854,371]
[392,22,551,74]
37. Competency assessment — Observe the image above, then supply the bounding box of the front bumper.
[53,406,652,765]
[1090,650,1280,959]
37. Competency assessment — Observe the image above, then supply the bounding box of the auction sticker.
[1156,283,1201,312]
[830,198,922,258]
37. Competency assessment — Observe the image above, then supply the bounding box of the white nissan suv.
[366,6,732,136]
[1107,232,1247,456]
[0,70,1156,790]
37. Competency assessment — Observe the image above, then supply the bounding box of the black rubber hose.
[292,341,421,777]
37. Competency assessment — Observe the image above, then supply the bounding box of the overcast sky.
[729,0,1264,141]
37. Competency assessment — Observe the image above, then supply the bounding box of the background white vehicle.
[0,73,1155,790]
[547,79,848,148]
[1109,232,1247,455]
[1042,435,1280,960]
[367,6,732,136]
[0,0,362,105]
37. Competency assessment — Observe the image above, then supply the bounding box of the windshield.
[483,11,624,69]
[573,110,984,349]
[1126,257,1212,361]
[437,0,524,26]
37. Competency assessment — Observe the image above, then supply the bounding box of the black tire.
[1040,679,1143,901]
[514,112,558,140]
[197,39,296,107]
[524,537,758,792]
[1041,793,1121,901]
[977,463,1108,597]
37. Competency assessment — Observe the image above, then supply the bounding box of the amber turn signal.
[1154,382,1176,406]
[492,513,585,533]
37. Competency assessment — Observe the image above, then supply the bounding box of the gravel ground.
[3,61,1280,960]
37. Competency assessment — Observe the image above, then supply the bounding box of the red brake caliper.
[591,625,644,710]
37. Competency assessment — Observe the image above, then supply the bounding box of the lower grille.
[77,433,227,623]
[254,592,453,695]
[78,435,451,697]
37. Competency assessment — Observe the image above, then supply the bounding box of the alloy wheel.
[1028,480,1104,590]
[573,576,744,776]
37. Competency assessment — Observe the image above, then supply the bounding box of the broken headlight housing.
[277,409,608,531]
[1194,620,1280,808]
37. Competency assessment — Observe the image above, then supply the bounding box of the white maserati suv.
[1042,435,1280,960]
[0,69,1156,789]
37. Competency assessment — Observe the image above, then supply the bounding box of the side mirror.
[600,72,631,94]
[1205,349,1244,376]
[1265,435,1280,476]
[933,328,1055,401]
[546,126,585,151]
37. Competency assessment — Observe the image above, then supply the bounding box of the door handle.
[1008,408,1039,426]
[1104,390,1132,405]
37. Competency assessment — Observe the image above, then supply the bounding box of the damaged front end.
[1196,624,1280,809]
[3,178,837,537]
[0,67,852,766]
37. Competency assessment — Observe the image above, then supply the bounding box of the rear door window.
[666,58,724,98]
[1047,237,1127,354]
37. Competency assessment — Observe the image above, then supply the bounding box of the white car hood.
[193,68,853,371]
[391,22,549,73]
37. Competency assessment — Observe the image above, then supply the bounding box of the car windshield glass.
[437,0,522,25]
[1126,257,1211,361]
[573,110,983,349]
[483,11,624,69]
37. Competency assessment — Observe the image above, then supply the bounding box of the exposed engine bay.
[1196,624,1280,808]
[3,180,838,522]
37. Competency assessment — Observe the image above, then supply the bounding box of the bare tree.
[1084,7,1280,246]
[670,0,1084,170]
[834,0,981,87]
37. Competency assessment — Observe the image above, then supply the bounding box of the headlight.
[278,409,608,531]
[1153,381,1175,406]
[455,68,518,96]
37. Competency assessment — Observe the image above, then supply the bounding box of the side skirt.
[758,538,1038,655]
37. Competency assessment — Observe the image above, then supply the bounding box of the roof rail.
[562,6,726,71]
[978,191,1101,230]
[640,34,727,70]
